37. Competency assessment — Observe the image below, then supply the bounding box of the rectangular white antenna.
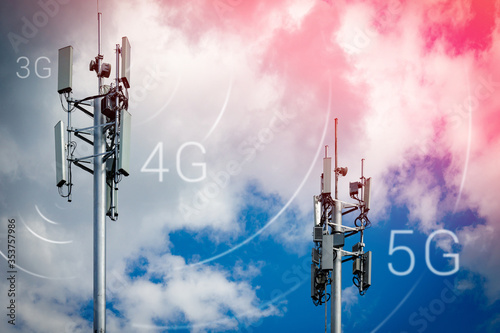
[313,195,321,225]
[54,121,67,187]
[322,157,332,194]
[364,177,371,211]
[362,251,372,289]
[121,36,131,88]
[321,234,334,270]
[57,46,73,93]
[118,110,131,176]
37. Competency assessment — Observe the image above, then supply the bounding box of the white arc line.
[20,216,72,244]
[370,274,423,333]
[0,251,75,280]
[203,76,234,142]
[184,76,333,269]
[35,204,58,225]
[135,74,181,126]
[453,71,472,212]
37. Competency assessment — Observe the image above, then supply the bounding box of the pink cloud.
[105,0,500,299]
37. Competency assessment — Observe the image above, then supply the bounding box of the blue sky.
[1,0,500,332]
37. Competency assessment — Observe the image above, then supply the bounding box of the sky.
[0,0,499,332]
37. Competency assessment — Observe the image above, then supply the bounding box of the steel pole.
[93,11,106,333]
[331,118,341,333]
[331,201,342,333]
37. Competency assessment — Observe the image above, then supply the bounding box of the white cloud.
[232,259,265,280]
[342,285,359,314]
[2,1,500,332]
[115,253,278,332]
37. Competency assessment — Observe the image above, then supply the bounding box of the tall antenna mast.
[334,118,338,201]
[310,118,373,333]
[94,8,106,333]
[54,3,132,331]
[331,118,341,332]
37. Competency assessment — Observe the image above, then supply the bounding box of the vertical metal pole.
[67,99,72,202]
[331,118,341,333]
[361,158,365,208]
[111,43,120,219]
[67,100,71,149]
[94,11,106,333]
[334,119,338,200]
[332,203,342,333]
[325,298,327,333]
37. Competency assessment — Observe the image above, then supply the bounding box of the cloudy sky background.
[1,0,500,332]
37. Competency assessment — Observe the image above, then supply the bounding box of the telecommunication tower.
[311,118,372,333]
[54,8,131,333]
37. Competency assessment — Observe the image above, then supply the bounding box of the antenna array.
[54,10,131,332]
[311,118,373,333]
